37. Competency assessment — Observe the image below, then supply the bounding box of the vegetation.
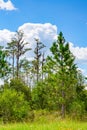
[0,115,87,130]
[0,46,10,78]
[0,31,87,124]
[33,38,45,83]
[0,89,29,123]
[49,32,77,118]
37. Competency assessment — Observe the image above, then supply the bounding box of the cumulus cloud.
[0,0,16,10]
[69,42,87,75]
[0,22,87,62]
[18,23,57,48]
[70,42,87,61]
[0,29,15,46]
[0,23,57,48]
[18,23,57,60]
[0,23,87,64]
[0,23,57,61]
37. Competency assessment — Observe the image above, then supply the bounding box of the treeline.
[0,31,87,123]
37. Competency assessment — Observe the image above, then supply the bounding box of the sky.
[0,0,87,77]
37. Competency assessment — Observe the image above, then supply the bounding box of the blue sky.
[1,0,87,46]
[0,0,87,76]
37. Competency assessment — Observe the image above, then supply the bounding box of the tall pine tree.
[50,32,77,118]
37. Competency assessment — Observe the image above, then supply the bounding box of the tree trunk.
[16,55,19,79]
[12,52,15,78]
[61,90,65,118]
[36,61,39,83]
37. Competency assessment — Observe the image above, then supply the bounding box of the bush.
[0,89,30,123]
[10,78,31,102]
[32,81,59,110]
[69,101,85,120]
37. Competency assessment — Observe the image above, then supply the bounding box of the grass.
[0,119,87,130]
[0,111,87,130]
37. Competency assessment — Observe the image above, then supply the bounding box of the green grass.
[0,111,87,130]
[0,120,87,130]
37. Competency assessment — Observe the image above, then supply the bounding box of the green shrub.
[10,78,31,102]
[32,81,59,110]
[69,101,85,120]
[0,89,30,123]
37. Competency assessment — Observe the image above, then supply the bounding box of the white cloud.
[18,23,57,48]
[0,23,57,49]
[0,24,87,64]
[18,23,57,59]
[0,0,16,10]
[0,23,57,61]
[1,23,87,63]
[69,42,87,75]
[0,29,15,46]
[70,42,87,61]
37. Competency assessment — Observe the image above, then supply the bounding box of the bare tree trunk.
[12,52,15,79]
[61,90,65,118]
[36,61,39,83]
[42,53,45,82]
[16,55,19,79]
[36,41,39,83]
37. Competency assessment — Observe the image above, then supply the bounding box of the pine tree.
[33,38,45,83]
[50,32,77,118]
[6,41,16,78]
[10,30,31,78]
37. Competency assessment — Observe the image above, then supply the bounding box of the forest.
[0,30,87,123]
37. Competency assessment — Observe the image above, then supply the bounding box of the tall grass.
[0,119,87,130]
[0,110,87,130]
